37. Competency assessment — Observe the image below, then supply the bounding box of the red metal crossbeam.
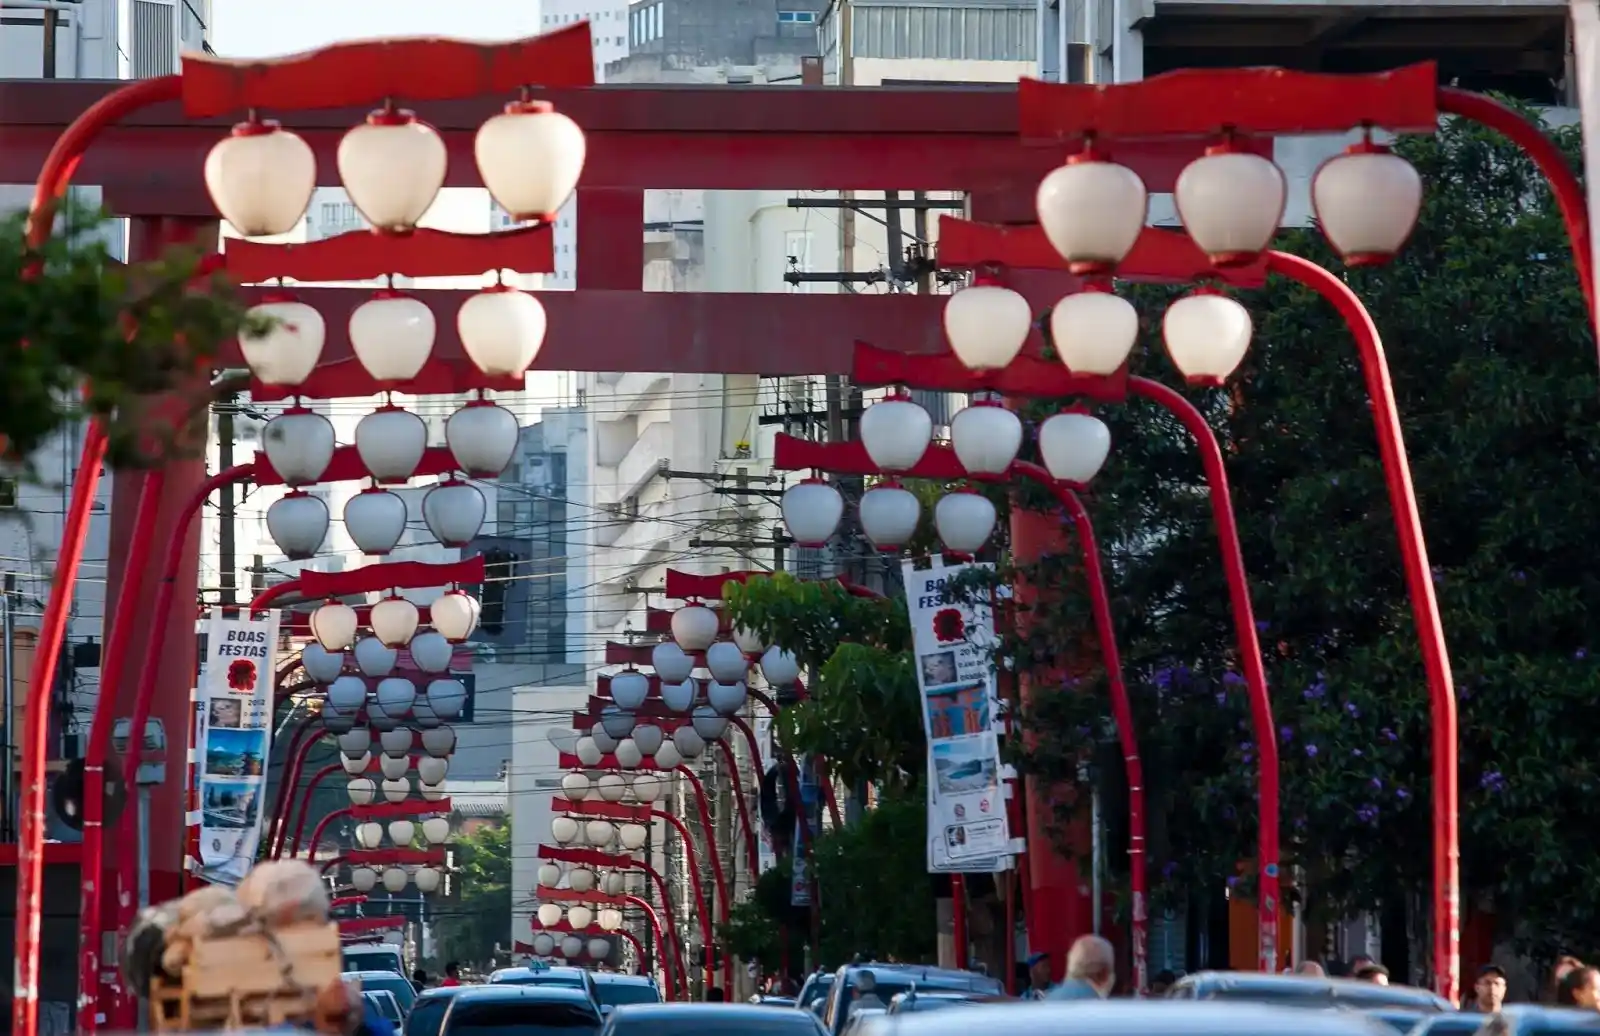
[349,799,451,820]
[558,751,673,772]
[253,445,461,487]
[223,225,553,282]
[937,220,1268,288]
[552,798,652,822]
[536,885,626,906]
[537,845,638,868]
[298,557,483,598]
[346,847,446,866]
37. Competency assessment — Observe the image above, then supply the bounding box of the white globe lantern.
[671,604,719,652]
[241,297,326,388]
[611,670,650,711]
[1035,153,1149,274]
[355,822,384,850]
[388,819,416,846]
[381,778,410,804]
[706,681,747,717]
[311,601,359,652]
[691,706,729,741]
[660,679,696,713]
[547,727,580,754]
[600,706,637,741]
[531,933,557,956]
[590,725,620,754]
[338,109,447,233]
[411,700,441,730]
[344,489,408,557]
[301,642,346,684]
[414,867,442,894]
[370,596,421,648]
[672,725,706,759]
[421,726,456,757]
[619,822,650,851]
[431,592,481,642]
[350,293,436,384]
[1174,145,1287,265]
[760,647,800,688]
[551,816,580,844]
[423,480,488,547]
[1163,289,1254,386]
[375,677,416,719]
[354,637,397,678]
[262,409,336,488]
[408,631,453,674]
[341,751,371,776]
[538,903,565,926]
[347,778,377,806]
[1039,412,1112,486]
[651,642,694,684]
[614,740,643,769]
[781,478,844,548]
[420,781,447,802]
[704,642,749,684]
[599,907,624,930]
[424,677,468,718]
[380,728,414,756]
[475,101,587,222]
[446,401,521,478]
[584,821,615,847]
[935,490,997,556]
[538,863,562,887]
[568,867,596,893]
[587,938,611,960]
[943,280,1031,372]
[422,817,451,844]
[382,867,410,893]
[631,723,664,757]
[380,754,410,781]
[575,736,604,768]
[350,866,378,893]
[652,741,683,769]
[732,626,764,657]
[1049,288,1140,376]
[204,120,316,237]
[339,729,372,756]
[417,756,449,785]
[1312,140,1423,267]
[950,400,1022,475]
[859,482,921,552]
[560,936,585,959]
[326,673,367,712]
[266,492,329,561]
[354,406,428,484]
[367,708,399,734]
[859,392,933,472]
[457,287,548,378]
[323,709,359,737]
[630,773,662,804]
[596,773,627,802]
[561,771,592,801]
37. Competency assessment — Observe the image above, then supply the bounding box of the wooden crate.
[149,921,342,1031]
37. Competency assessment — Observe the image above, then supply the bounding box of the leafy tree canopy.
[1018,108,1600,955]
[431,819,513,969]
[0,206,259,469]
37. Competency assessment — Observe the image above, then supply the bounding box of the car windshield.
[800,979,833,1007]
[346,950,405,973]
[359,974,418,1013]
[368,994,404,1024]
[446,1001,599,1036]
[610,1013,825,1036]
[597,984,661,1007]
[407,997,456,1036]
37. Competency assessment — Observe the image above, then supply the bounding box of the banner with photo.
[790,753,821,906]
[195,608,280,884]
[903,558,1013,869]
[754,717,778,875]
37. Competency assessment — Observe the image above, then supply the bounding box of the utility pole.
[215,395,238,607]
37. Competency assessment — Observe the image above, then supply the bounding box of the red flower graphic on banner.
[227,658,258,692]
[932,607,965,644]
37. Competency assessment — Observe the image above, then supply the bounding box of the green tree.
[0,206,259,468]
[1017,108,1600,955]
[432,819,513,968]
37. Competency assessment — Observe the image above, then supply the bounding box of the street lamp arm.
[714,737,761,876]
[306,807,354,862]
[266,717,322,858]
[648,806,718,992]
[674,765,733,993]
[285,763,347,860]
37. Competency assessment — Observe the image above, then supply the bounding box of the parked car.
[886,990,992,1015]
[853,1001,1397,1036]
[366,991,405,1026]
[344,942,407,975]
[439,985,603,1036]
[1363,1008,1428,1033]
[599,1003,828,1036]
[1406,1014,1487,1036]
[406,986,469,1036]
[1473,1006,1600,1035]
[347,969,419,1016]
[819,964,1004,1036]
[753,997,799,1008]
[799,973,835,1017]
[487,963,602,1009]
[1166,972,1452,1013]
[591,972,663,1016]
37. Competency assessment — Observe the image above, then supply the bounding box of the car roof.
[417,987,467,1001]
[837,964,1000,989]
[613,1004,816,1021]
[1490,1005,1600,1028]
[1177,971,1451,1009]
[860,1000,1397,1036]
[348,970,410,980]
[453,985,597,1005]
[592,973,657,986]
[489,965,590,980]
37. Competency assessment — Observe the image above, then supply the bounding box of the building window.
[0,477,15,508]
[651,3,662,38]
[778,10,816,22]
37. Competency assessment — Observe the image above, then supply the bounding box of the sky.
[209,0,547,59]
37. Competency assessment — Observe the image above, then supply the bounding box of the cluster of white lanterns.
[262,400,514,561]
[528,925,616,961]
[538,860,631,899]
[939,132,1423,390]
[214,98,584,389]
[347,811,451,894]
[781,392,1112,556]
[549,815,652,853]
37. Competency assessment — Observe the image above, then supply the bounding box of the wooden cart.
[148,921,342,1031]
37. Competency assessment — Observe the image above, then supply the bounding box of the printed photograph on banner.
[204,727,266,777]
[196,609,280,881]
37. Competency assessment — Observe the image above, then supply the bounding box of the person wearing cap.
[1024,952,1055,999]
[1466,965,1507,1013]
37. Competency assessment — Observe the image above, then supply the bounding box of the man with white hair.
[1047,935,1116,1001]
[849,969,888,1017]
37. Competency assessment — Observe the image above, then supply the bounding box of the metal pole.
[41,6,58,79]
[137,786,151,1032]
[2,572,14,842]
[216,398,237,606]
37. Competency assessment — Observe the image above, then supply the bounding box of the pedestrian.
[1022,952,1054,999]
[439,962,461,988]
[1047,935,1115,1000]
[1464,965,1507,1013]
[1353,963,1390,986]
[706,985,727,1003]
[1547,956,1585,1004]
[1557,965,1600,1009]
[1148,970,1176,997]
[1295,961,1326,977]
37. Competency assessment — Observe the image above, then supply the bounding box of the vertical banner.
[754,718,778,875]
[1575,0,1600,319]
[903,558,1013,869]
[790,753,819,906]
[195,608,280,884]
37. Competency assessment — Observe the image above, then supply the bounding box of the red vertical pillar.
[99,217,214,1028]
